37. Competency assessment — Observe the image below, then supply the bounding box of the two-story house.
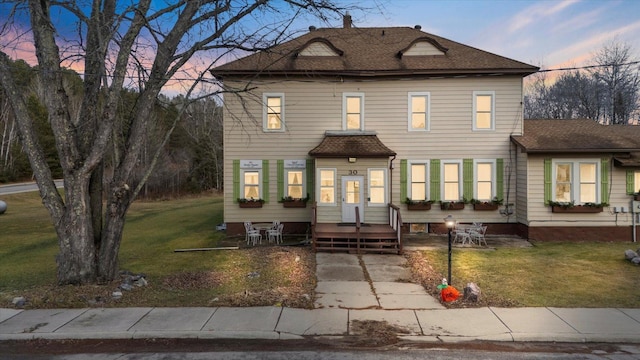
[211,15,640,248]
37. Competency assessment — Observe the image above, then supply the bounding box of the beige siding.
[515,147,528,224]
[404,42,446,56]
[223,76,525,225]
[526,154,635,228]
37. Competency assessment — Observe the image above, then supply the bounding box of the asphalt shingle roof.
[511,119,640,153]
[309,133,396,157]
[211,26,538,78]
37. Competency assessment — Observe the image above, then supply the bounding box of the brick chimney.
[343,12,352,28]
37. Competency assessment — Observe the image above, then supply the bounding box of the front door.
[341,176,364,223]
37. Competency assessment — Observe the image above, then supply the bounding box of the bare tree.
[0,0,352,285]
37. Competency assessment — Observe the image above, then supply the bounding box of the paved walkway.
[315,253,443,310]
[1,252,640,343]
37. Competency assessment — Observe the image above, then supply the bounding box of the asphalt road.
[0,180,63,195]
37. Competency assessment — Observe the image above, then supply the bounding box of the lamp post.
[444,214,455,285]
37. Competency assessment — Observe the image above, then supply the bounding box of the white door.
[341,176,364,223]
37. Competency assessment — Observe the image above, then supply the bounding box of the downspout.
[389,155,396,205]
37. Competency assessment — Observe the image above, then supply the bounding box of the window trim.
[408,92,431,131]
[241,169,263,200]
[263,93,285,132]
[635,170,640,194]
[551,159,600,204]
[317,168,337,206]
[368,168,388,206]
[342,92,365,131]
[408,160,429,201]
[472,91,495,131]
[473,159,496,201]
[284,168,306,199]
[441,160,463,202]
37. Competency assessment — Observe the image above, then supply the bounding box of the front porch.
[311,203,403,254]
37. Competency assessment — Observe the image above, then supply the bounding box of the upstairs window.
[263,93,284,131]
[473,91,495,131]
[408,92,430,131]
[343,93,364,130]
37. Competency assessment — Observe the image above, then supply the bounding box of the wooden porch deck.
[311,203,403,254]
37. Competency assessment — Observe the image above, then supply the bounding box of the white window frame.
[408,160,429,201]
[473,159,496,201]
[552,159,600,204]
[240,169,262,200]
[342,92,365,131]
[441,160,463,202]
[263,93,285,132]
[634,170,640,194]
[368,168,387,206]
[317,168,337,206]
[285,169,305,199]
[472,91,495,131]
[408,92,431,131]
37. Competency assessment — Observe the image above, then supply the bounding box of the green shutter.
[496,158,504,200]
[543,158,552,205]
[306,159,314,201]
[463,159,473,201]
[600,158,609,204]
[430,159,441,202]
[233,160,240,202]
[262,160,269,202]
[400,159,407,203]
[277,160,284,201]
[627,170,635,195]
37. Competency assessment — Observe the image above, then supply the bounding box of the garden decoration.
[437,278,460,302]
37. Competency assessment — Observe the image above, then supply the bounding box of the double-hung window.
[263,93,284,131]
[634,170,640,194]
[239,160,263,200]
[343,93,364,130]
[284,160,306,199]
[368,169,387,205]
[553,160,600,203]
[442,161,462,201]
[473,91,495,131]
[408,92,430,131]
[474,160,496,201]
[318,168,336,205]
[409,161,429,201]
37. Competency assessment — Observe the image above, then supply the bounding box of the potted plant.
[237,198,265,208]
[471,196,503,211]
[633,190,640,201]
[406,198,433,210]
[440,200,465,210]
[549,200,606,213]
[280,194,310,208]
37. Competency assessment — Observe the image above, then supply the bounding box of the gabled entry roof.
[309,132,396,158]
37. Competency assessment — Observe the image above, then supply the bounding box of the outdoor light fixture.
[348,157,357,163]
[444,214,455,285]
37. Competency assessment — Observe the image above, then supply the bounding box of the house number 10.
[349,170,358,175]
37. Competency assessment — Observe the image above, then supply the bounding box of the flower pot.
[239,201,263,208]
[551,205,603,213]
[473,203,499,211]
[440,202,465,210]
[283,201,307,208]
[407,203,432,210]
[634,194,640,201]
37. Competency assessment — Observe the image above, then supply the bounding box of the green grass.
[0,192,316,309]
[420,242,640,308]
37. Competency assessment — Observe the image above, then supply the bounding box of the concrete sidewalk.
[2,306,640,343]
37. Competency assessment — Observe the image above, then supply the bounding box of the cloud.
[507,0,578,34]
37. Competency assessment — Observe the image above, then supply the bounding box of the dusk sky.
[1,0,638,94]
[357,0,640,70]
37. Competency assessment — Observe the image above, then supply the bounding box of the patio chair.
[452,223,471,244]
[469,225,487,246]
[244,221,262,246]
[266,223,284,244]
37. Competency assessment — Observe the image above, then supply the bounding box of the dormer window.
[297,38,344,57]
[397,37,448,58]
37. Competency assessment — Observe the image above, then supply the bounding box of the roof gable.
[398,37,448,57]
[298,38,343,57]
